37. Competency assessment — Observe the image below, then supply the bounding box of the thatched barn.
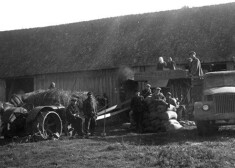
[0,2,235,105]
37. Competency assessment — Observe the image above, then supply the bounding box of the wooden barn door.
[0,79,6,101]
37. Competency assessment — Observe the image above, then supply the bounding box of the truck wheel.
[196,121,218,136]
[32,111,62,140]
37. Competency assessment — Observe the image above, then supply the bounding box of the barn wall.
[34,69,120,106]
[226,62,234,70]
[33,65,152,106]
[0,79,6,101]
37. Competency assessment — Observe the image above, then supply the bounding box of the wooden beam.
[97,107,130,120]
[97,99,131,116]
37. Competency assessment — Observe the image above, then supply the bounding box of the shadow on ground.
[1,124,235,146]
[94,125,235,146]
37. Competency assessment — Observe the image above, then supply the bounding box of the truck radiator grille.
[214,94,235,113]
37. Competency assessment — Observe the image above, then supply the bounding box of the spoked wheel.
[33,111,62,140]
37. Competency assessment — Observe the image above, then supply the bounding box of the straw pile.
[22,89,97,108]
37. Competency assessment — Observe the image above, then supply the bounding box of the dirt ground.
[1,124,235,168]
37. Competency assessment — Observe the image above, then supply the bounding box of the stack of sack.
[142,96,183,133]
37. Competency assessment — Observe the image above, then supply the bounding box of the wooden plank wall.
[34,69,120,106]
[33,64,193,106]
[0,79,6,101]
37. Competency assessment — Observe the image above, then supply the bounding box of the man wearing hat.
[141,83,152,98]
[48,82,56,89]
[83,92,97,137]
[189,51,203,77]
[152,87,165,101]
[166,57,176,70]
[66,97,84,138]
[166,92,177,107]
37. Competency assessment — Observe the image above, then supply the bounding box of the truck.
[194,70,235,135]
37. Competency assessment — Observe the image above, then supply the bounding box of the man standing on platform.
[157,57,167,70]
[166,57,176,70]
[189,51,203,77]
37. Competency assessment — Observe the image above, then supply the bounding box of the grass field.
[1,125,235,168]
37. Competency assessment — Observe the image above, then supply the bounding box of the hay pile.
[142,96,183,133]
[22,89,97,108]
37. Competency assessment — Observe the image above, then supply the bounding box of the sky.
[0,0,235,31]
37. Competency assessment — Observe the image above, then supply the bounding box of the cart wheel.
[33,111,62,140]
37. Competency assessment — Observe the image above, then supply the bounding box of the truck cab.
[194,70,235,135]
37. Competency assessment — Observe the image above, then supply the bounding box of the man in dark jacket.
[152,87,166,101]
[141,83,152,98]
[166,57,176,70]
[83,92,97,137]
[66,97,84,138]
[157,57,167,70]
[189,51,203,77]
[130,91,146,133]
[103,93,109,108]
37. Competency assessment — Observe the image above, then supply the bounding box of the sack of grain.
[143,112,150,119]
[148,99,168,114]
[163,119,183,131]
[160,111,177,120]
[151,119,162,127]
[148,103,157,113]
[9,94,24,107]
[149,111,161,120]
[156,105,167,113]
[142,119,151,127]
[144,96,153,105]
[167,104,177,112]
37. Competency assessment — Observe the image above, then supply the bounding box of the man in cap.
[152,87,166,101]
[66,97,84,138]
[189,51,203,77]
[83,92,97,137]
[48,82,56,89]
[141,83,152,98]
[166,92,177,107]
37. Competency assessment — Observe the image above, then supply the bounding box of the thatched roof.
[0,3,235,77]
